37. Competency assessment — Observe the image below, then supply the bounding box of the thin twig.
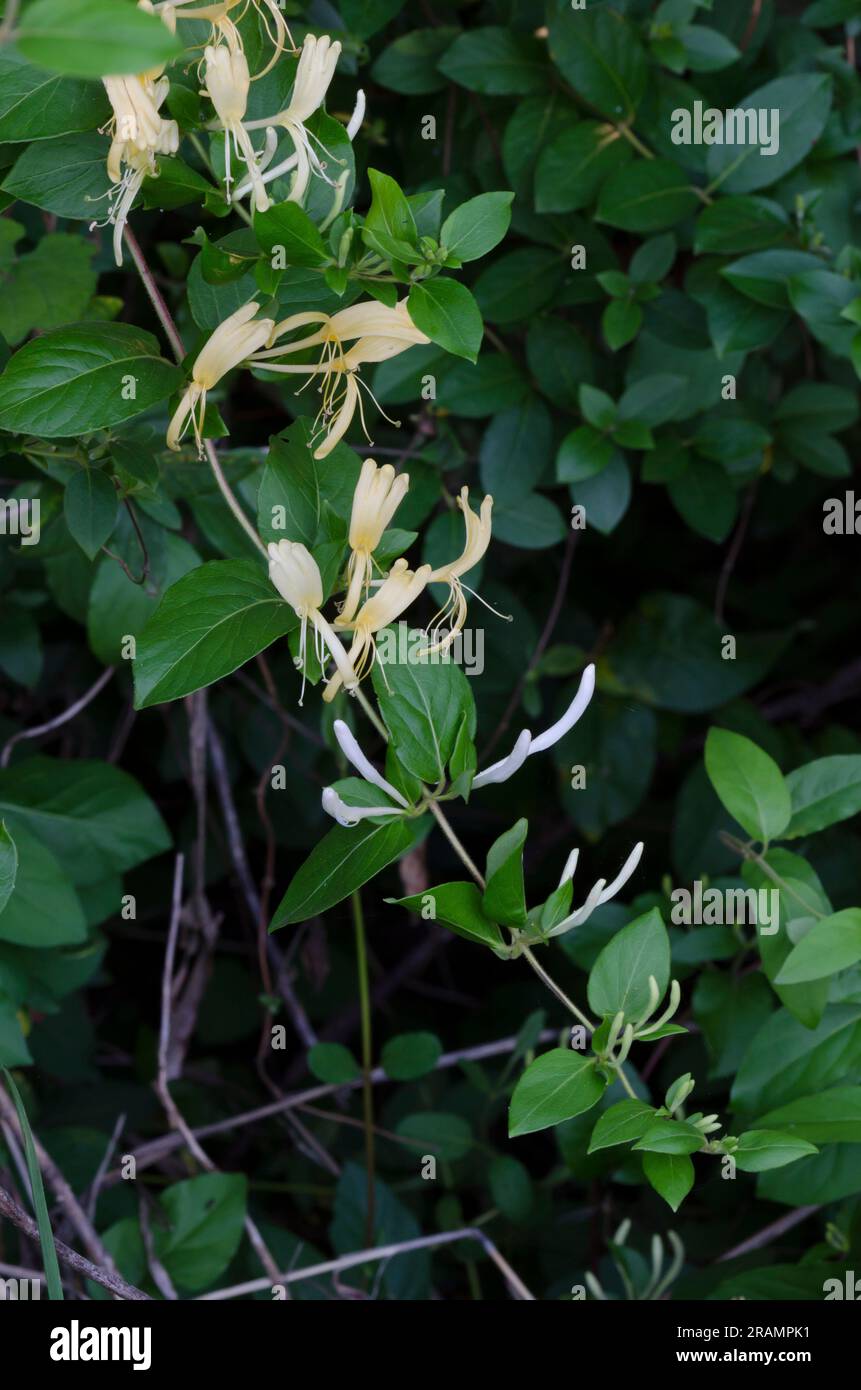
[0,1184,149,1301]
[198,1226,535,1301]
[717,1205,820,1262]
[0,1085,117,1276]
[156,854,283,1288]
[1,667,114,767]
[115,1031,557,1178]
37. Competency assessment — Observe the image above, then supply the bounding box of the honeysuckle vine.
[103,7,817,1219]
[0,0,846,1260]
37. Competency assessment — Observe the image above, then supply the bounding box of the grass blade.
[2,1069,63,1300]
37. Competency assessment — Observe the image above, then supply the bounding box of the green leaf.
[365,168,418,248]
[597,160,699,233]
[618,374,685,426]
[397,1112,472,1162]
[557,426,615,484]
[611,593,786,713]
[0,822,16,916]
[668,460,737,543]
[381,1032,442,1080]
[547,8,647,120]
[775,909,861,985]
[153,1173,247,1293]
[509,1049,607,1137]
[141,158,213,211]
[408,279,483,363]
[642,1151,694,1211]
[0,323,182,436]
[587,908,670,1021]
[756,1088,861,1144]
[733,1130,818,1173]
[134,559,297,709]
[588,1099,656,1153]
[63,469,118,560]
[270,820,413,929]
[308,1042,361,1084]
[680,25,739,72]
[0,50,110,141]
[483,818,528,928]
[535,121,633,215]
[603,298,643,351]
[388,881,503,950]
[2,1069,63,1299]
[493,492,567,549]
[371,28,458,95]
[704,728,791,842]
[257,431,323,547]
[0,825,87,948]
[694,196,790,254]
[438,27,546,96]
[783,756,861,838]
[633,1117,704,1155]
[488,1154,534,1223]
[721,250,824,309]
[254,202,330,268]
[629,234,676,284]
[479,397,553,504]
[16,0,181,80]
[2,132,109,219]
[731,1004,861,1114]
[0,758,170,886]
[0,228,97,345]
[706,74,832,194]
[440,192,513,263]
[372,638,475,783]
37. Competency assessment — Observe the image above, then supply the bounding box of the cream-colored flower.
[158,0,292,77]
[424,487,494,649]
[268,540,358,704]
[203,36,270,211]
[338,459,410,624]
[241,33,342,203]
[320,718,411,827]
[323,558,431,702]
[247,298,430,459]
[98,74,179,265]
[166,301,275,455]
[472,664,596,789]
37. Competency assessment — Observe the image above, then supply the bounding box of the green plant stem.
[352,889,376,1248]
[354,698,641,1098]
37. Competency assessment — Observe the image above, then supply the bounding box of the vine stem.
[426,798,639,1099]
[352,889,376,1247]
[123,225,267,559]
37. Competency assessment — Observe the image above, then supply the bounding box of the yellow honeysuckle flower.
[241,33,342,203]
[323,558,431,702]
[98,74,179,265]
[267,540,358,704]
[203,36,270,212]
[157,0,292,78]
[338,459,410,624]
[425,487,494,648]
[166,301,275,455]
[247,298,430,459]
